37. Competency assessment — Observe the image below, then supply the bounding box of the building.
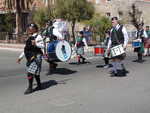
[88,0,150,27]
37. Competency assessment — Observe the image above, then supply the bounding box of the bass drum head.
[55,40,72,62]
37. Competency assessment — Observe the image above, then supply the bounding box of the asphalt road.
[0,49,150,113]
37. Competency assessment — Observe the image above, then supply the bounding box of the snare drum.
[132,41,141,48]
[94,46,104,56]
[47,40,72,62]
[110,44,125,57]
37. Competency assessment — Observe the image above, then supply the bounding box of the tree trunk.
[15,0,22,43]
[71,19,76,44]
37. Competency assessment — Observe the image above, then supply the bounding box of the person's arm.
[143,30,148,38]
[107,37,112,50]
[35,35,45,53]
[82,38,88,49]
[17,52,24,64]
[35,35,44,49]
[122,26,129,49]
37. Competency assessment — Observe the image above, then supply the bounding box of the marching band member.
[17,23,44,94]
[134,24,147,62]
[144,26,150,56]
[107,17,129,76]
[103,30,111,68]
[75,31,88,64]
[42,20,58,75]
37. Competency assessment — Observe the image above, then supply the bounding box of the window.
[106,12,111,17]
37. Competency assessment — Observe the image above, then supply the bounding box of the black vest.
[136,29,144,43]
[111,25,124,46]
[24,35,43,61]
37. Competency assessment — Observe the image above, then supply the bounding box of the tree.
[33,7,56,28]
[55,0,94,42]
[129,3,143,29]
[84,13,111,42]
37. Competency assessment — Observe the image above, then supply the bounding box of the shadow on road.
[69,61,91,65]
[41,80,58,90]
[33,78,71,92]
[54,68,77,75]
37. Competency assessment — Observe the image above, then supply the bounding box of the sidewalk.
[0,43,24,52]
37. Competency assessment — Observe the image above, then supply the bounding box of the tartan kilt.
[76,47,84,55]
[26,55,42,75]
[134,43,144,53]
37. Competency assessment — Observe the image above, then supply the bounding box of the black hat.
[111,17,118,21]
[79,31,84,35]
[138,23,144,27]
[28,23,38,30]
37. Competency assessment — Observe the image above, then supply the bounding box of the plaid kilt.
[26,55,42,75]
[76,47,84,55]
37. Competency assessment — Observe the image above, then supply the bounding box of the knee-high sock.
[111,62,117,73]
[120,61,126,70]
[27,73,34,89]
[104,57,109,65]
[138,53,142,60]
[144,48,148,55]
[116,62,123,70]
[35,75,41,88]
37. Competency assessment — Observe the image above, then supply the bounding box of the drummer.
[42,20,58,75]
[75,31,88,64]
[133,23,147,62]
[103,30,111,68]
[107,17,129,76]
[144,26,150,56]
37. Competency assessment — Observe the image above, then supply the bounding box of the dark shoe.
[82,58,86,63]
[53,63,58,69]
[123,69,129,74]
[110,72,118,77]
[137,60,144,63]
[77,62,81,65]
[133,59,139,62]
[24,88,33,95]
[34,86,42,91]
[117,69,127,77]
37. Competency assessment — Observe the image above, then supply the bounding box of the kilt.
[26,55,42,75]
[76,47,84,55]
[144,38,150,48]
[134,43,144,53]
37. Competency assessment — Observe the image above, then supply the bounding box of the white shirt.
[18,33,44,59]
[107,24,129,49]
[135,29,148,39]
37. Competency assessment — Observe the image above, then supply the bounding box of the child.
[75,31,88,64]
[17,23,44,94]
[103,30,110,68]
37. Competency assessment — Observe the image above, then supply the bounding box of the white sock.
[111,62,117,73]
[116,62,123,70]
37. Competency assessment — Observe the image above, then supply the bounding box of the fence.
[0,32,28,43]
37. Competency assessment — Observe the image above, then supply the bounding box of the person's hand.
[86,46,89,51]
[31,40,36,45]
[16,58,21,64]
[106,48,110,53]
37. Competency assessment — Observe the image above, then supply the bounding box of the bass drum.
[47,40,72,62]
